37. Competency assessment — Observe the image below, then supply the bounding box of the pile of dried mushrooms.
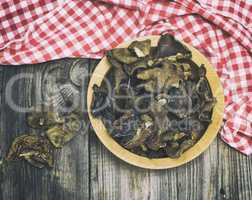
[91,34,216,158]
[5,107,83,168]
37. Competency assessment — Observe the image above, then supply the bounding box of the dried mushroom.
[91,34,216,158]
[91,84,112,118]
[114,67,127,93]
[112,111,139,138]
[45,113,82,148]
[107,51,127,92]
[124,114,154,149]
[199,98,217,122]
[6,134,53,168]
[46,126,77,148]
[125,59,148,75]
[156,34,191,59]
[128,39,151,57]
[27,111,63,130]
[165,139,195,158]
[63,113,82,132]
[111,48,138,64]
[137,60,184,92]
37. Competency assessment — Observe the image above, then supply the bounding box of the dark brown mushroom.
[6,134,53,168]
[26,111,63,130]
[124,114,154,149]
[111,48,138,64]
[136,60,184,92]
[156,34,191,58]
[128,39,151,57]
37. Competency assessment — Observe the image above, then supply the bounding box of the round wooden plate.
[87,36,224,169]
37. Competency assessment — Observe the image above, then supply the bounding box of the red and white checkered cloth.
[1,0,252,155]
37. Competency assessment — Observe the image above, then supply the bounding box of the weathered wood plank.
[0,59,90,200]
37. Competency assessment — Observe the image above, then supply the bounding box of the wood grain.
[0,59,90,200]
[0,58,251,200]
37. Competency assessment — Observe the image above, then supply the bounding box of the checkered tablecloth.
[1,0,252,155]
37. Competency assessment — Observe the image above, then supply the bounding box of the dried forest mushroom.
[6,134,53,168]
[27,111,63,130]
[128,39,151,57]
[107,51,127,92]
[124,114,154,149]
[91,84,111,118]
[46,126,77,148]
[63,113,82,132]
[199,98,217,122]
[166,84,191,119]
[91,34,216,159]
[165,139,195,158]
[146,134,167,151]
[111,48,138,64]
[125,59,149,75]
[46,113,82,148]
[137,60,184,92]
[156,34,191,58]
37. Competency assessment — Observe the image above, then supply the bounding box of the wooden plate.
[87,36,224,169]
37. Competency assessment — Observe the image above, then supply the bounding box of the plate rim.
[87,35,225,169]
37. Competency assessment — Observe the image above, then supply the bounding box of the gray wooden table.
[0,58,251,200]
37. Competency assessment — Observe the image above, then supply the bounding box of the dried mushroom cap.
[199,98,217,122]
[199,64,207,77]
[166,84,191,119]
[179,139,195,153]
[46,126,77,148]
[114,67,127,93]
[128,39,151,57]
[27,111,63,130]
[124,127,152,149]
[111,48,138,64]
[165,139,195,159]
[107,51,123,68]
[152,53,191,66]
[47,113,82,148]
[91,84,110,117]
[156,34,191,58]
[137,60,183,92]
[6,134,53,168]
[146,134,167,151]
[173,132,186,141]
[161,132,186,143]
[113,111,134,130]
[181,63,192,80]
[165,142,181,158]
[124,114,154,149]
[177,59,201,81]
[196,77,213,101]
[63,113,82,133]
[112,111,139,138]
[124,59,148,75]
